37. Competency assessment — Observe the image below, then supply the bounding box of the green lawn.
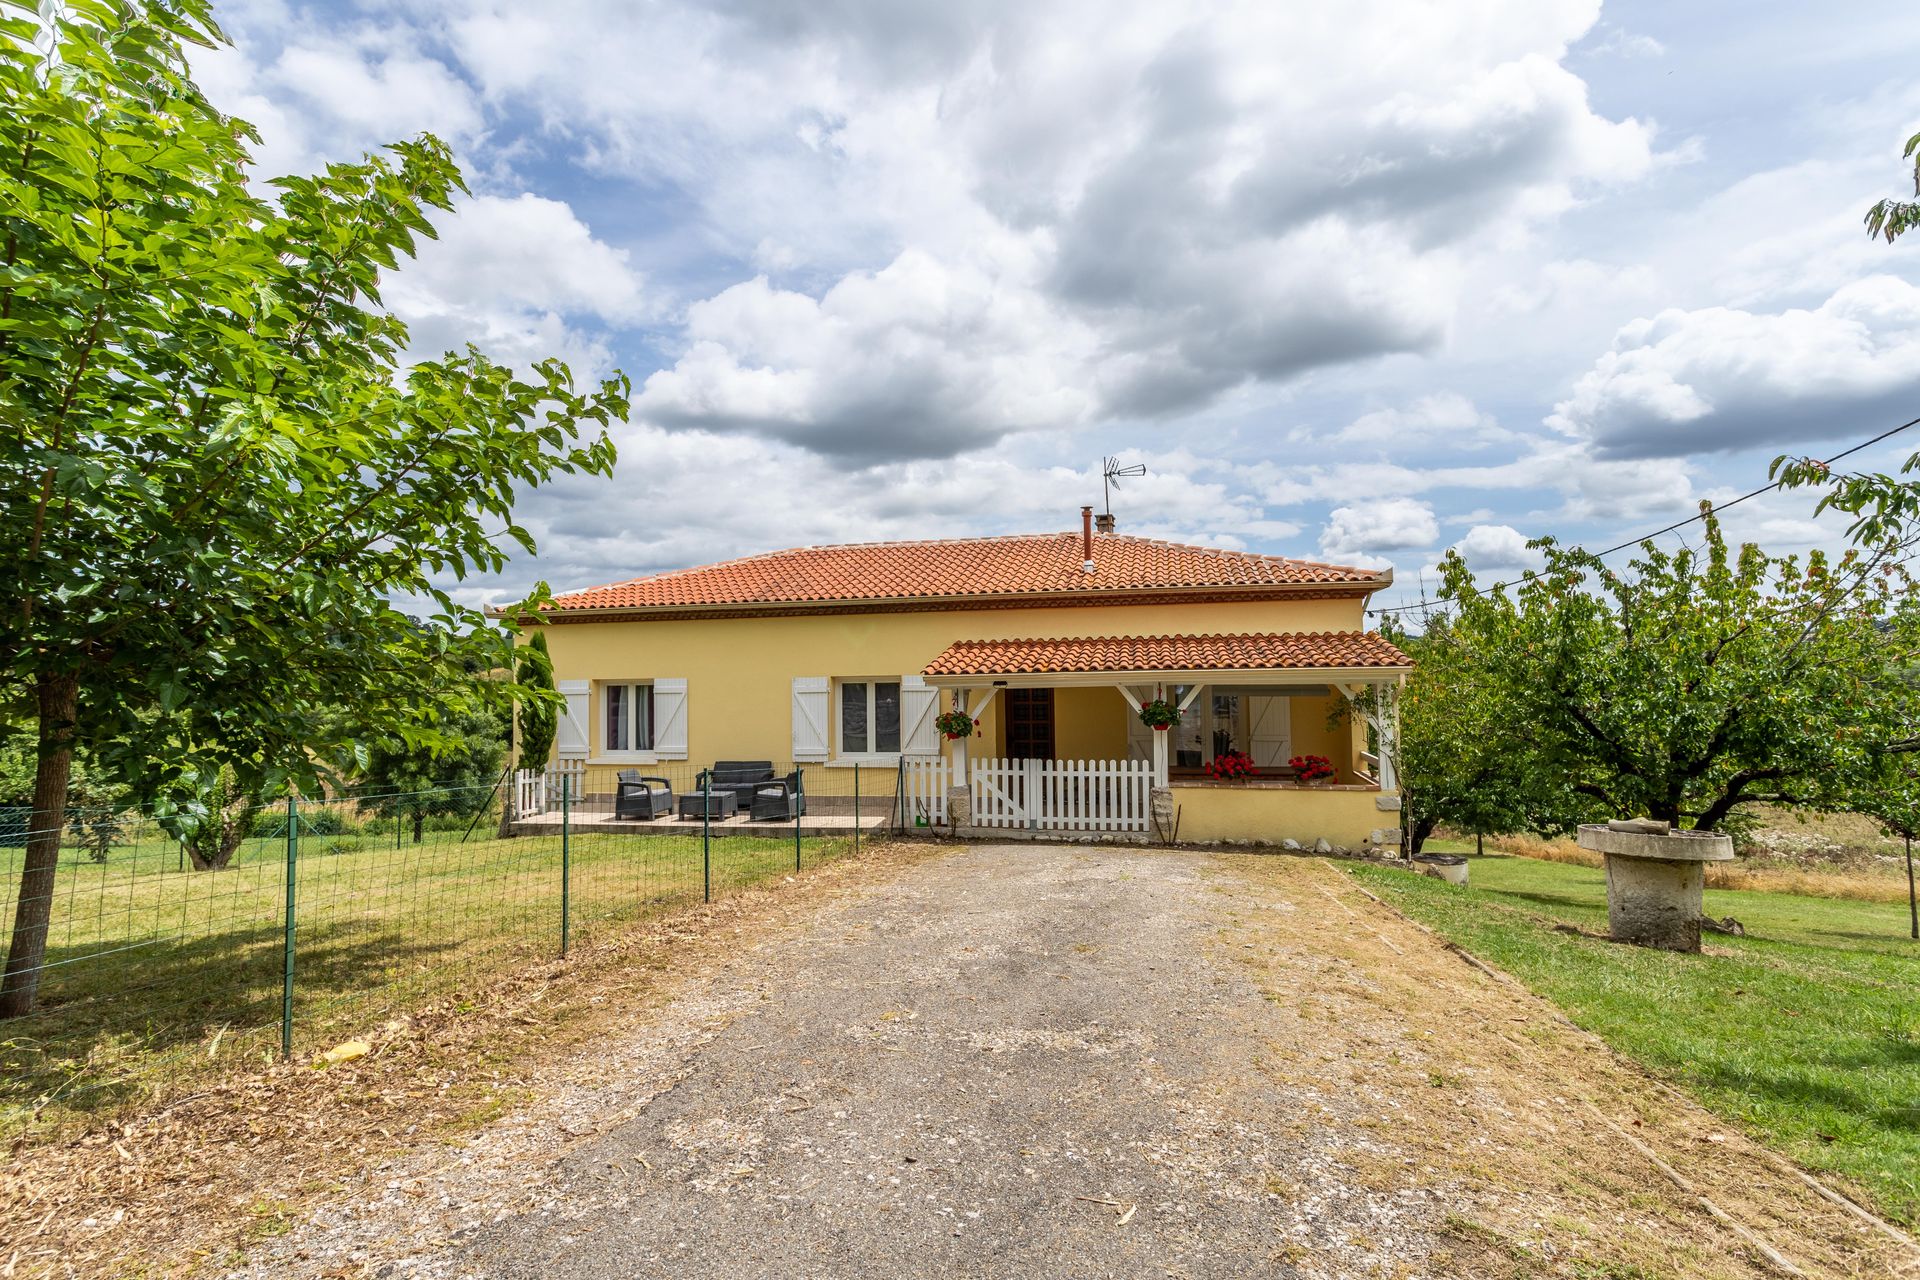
[0,822,853,1138]
[1348,852,1920,1226]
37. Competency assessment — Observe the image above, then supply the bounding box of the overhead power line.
[1367,413,1920,617]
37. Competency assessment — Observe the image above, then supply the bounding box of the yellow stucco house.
[514,510,1411,848]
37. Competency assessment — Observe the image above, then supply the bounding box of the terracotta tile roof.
[547,533,1385,611]
[921,631,1413,676]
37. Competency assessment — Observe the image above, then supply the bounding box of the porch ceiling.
[920,631,1411,687]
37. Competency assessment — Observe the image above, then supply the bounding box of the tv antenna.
[1101,456,1146,519]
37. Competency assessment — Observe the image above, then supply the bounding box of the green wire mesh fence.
[0,762,901,1136]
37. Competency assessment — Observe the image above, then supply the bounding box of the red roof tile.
[548,533,1386,611]
[921,632,1412,676]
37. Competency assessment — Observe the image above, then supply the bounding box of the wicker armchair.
[614,770,673,820]
[749,771,805,822]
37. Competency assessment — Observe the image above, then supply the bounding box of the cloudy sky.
[197,0,1920,613]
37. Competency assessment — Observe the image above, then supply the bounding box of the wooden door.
[1005,688,1055,760]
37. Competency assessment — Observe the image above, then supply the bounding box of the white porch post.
[1375,682,1399,794]
[948,687,972,827]
[1114,683,1169,789]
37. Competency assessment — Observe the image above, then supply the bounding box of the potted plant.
[1289,754,1336,784]
[1206,750,1256,782]
[1138,698,1180,730]
[935,710,979,740]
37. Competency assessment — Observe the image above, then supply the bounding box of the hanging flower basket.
[1206,750,1256,781]
[1289,754,1336,784]
[1138,698,1180,730]
[935,710,979,740]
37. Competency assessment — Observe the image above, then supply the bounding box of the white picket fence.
[899,756,951,826]
[969,757,1153,833]
[513,759,587,816]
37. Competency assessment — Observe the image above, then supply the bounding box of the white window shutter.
[652,678,688,759]
[792,676,829,761]
[1248,694,1293,770]
[901,674,939,756]
[556,680,590,757]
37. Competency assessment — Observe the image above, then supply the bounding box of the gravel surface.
[227,844,1905,1280]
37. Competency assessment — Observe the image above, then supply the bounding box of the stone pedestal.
[946,784,971,829]
[1149,786,1174,840]
[1577,823,1734,952]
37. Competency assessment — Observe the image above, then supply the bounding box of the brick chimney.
[1094,512,1116,534]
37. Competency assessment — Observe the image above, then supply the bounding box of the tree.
[1855,755,1920,941]
[1864,129,1920,243]
[0,3,625,1016]
[1434,510,1920,832]
[157,766,261,871]
[359,701,509,844]
[516,632,557,771]
[1372,620,1586,854]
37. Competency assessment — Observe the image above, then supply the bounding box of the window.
[839,680,901,755]
[604,682,654,753]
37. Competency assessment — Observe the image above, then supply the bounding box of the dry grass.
[0,839,947,1279]
[1220,855,1915,1278]
[1455,828,1918,905]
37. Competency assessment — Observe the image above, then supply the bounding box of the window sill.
[826,754,902,768]
[591,753,660,766]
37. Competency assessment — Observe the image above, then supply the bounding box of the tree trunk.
[184,810,252,871]
[0,673,79,1019]
[1907,835,1916,943]
[412,810,424,844]
[1408,815,1438,855]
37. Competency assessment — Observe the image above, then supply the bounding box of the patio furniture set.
[613,760,806,823]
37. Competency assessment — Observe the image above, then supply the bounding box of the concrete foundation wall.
[1167,782,1383,848]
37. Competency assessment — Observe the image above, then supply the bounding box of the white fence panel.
[546,758,586,806]
[899,756,950,826]
[513,768,546,816]
[967,758,1152,833]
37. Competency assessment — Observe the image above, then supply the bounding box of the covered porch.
[917,631,1411,847]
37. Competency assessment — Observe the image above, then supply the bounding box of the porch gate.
[513,768,546,816]
[969,758,1153,833]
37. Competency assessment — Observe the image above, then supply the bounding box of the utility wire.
[1368,413,1920,617]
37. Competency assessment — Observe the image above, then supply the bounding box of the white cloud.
[1319,498,1441,564]
[1308,393,1510,449]
[423,0,1659,460]
[392,194,647,322]
[380,194,643,380]
[1549,275,1920,457]
[1585,27,1667,59]
[1451,524,1544,570]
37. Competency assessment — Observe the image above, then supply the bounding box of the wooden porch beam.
[967,686,1002,720]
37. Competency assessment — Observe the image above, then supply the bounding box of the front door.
[1005,688,1055,760]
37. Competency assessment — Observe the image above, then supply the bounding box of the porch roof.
[921,631,1411,686]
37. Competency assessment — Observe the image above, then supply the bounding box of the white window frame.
[595,679,657,764]
[832,677,904,765]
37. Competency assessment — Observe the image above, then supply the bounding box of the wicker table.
[677,790,739,821]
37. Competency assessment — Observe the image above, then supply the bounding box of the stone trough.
[1576,821,1734,952]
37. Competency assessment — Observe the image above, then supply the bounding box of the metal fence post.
[560,774,571,956]
[701,768,711,903]
[852,763,860,855]
[280,794,298,1060]
[794,766,804,872]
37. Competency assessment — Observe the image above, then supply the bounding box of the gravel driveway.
[234,844,1909,1280]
